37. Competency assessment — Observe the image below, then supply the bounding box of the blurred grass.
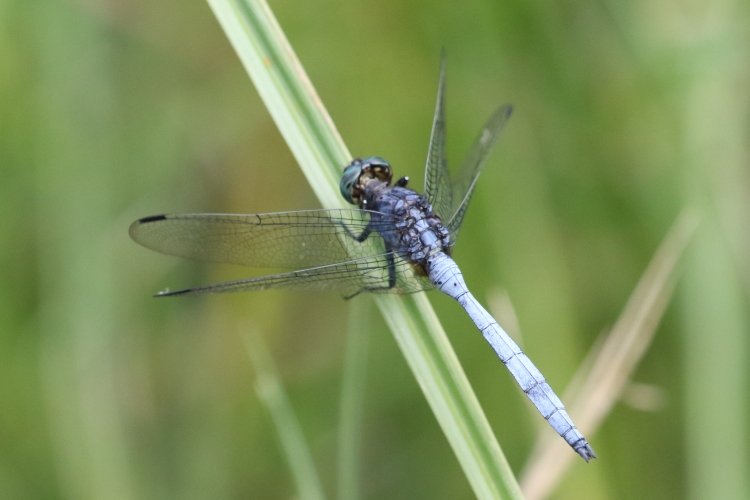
[521,210,698,500]
[1,0,749,499]
[243,328,326,500]
[337,297,370,500]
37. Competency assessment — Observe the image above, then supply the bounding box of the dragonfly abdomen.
[427,253,596,461]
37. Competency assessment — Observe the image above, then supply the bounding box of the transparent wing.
[129,209,397,269]
[446,105,513,235]
[423,52,453,222]
[157,254,435,297]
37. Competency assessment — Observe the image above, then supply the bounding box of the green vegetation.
[1,0,748,499]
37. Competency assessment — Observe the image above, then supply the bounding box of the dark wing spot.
[155,288,192,297]
[138,215,167,223]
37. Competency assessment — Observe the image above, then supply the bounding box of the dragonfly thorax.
[341,157,450,271]
[365,184,452,273]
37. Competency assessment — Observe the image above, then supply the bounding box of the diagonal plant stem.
[204,0,523,498]
[520,210,699,500]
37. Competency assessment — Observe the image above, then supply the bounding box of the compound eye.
[362,156,390,169]
[340,161,364,204]
[362,156,392,184]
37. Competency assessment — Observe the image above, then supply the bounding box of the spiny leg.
[341,221,373,242]
[343,245,398,300]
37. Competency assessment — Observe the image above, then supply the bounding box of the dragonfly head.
[340,157,393,206]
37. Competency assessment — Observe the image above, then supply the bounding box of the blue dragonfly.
[130,58,596,461]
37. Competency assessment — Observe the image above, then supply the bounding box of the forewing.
[157,254,435,297]
[423,52,453,221]
[129,209,395,269]
[446,105,512,235]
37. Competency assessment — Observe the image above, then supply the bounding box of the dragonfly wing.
[129,209,395,269]
[446,105,512,236]
[157,253,435,296]
[423,52,453,222]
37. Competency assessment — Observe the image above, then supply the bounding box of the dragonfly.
[130,57,596,462]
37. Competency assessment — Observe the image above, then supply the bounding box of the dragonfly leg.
[343,247,398,300]
[341,221,373,242]
[343,289,364,300]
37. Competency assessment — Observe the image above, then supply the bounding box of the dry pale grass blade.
[520,210,699,500]
[619,382,668,412]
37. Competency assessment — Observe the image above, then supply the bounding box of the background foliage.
[1,0,749,499]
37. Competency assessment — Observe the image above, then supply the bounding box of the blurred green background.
[2,0,749,498]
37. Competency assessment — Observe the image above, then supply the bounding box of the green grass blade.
[205,0,523,498]
[34,5,135,498]
[683,220,749,500]
[379,293,523,499]
[337,298,371,500]
[243,330,327,500]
